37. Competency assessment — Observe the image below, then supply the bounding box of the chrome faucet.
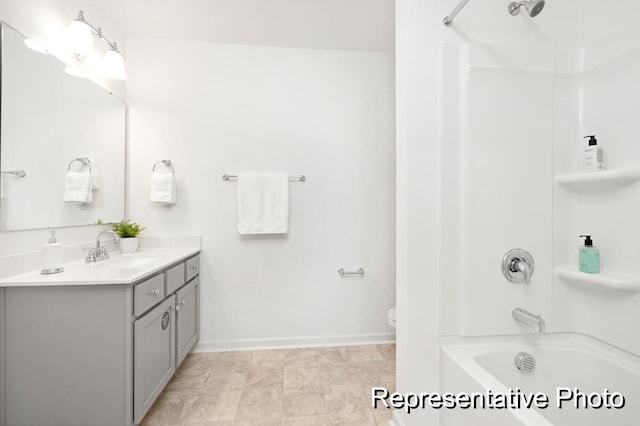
[85,230,120,263]
[512,307,545,333]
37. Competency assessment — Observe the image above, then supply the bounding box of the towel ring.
[153,159,174,174]
[68,157,91,172]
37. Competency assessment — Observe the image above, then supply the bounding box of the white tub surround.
[441,333,639,426]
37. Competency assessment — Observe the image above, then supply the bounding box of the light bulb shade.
[65,19,93,58]
[24,39,50,54]
[64,64,89,78]
[103,49,127,80]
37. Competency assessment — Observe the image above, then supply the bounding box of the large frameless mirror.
[0,21,125,231]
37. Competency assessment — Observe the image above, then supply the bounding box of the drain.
[515,352,536,373]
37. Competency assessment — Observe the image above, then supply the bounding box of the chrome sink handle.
[502,249,535,285]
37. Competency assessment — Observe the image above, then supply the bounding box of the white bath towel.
[237,172,289,234]
[63,170,93,203]
[150,171,176,204]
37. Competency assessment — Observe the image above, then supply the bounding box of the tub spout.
[513,307,545,333]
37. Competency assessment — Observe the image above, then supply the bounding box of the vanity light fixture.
[63,10,127,80]
[64,11,93,59]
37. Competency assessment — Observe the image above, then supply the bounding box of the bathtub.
[440,333,639,425]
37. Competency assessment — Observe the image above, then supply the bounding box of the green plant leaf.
[112,219,145,238]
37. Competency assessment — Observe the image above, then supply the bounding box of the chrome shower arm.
[443,0,471,26]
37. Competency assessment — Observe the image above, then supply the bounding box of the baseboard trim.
[192,332,396,353]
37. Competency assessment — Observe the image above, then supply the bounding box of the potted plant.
[112,219,145,253]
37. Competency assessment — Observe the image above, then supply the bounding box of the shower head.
[508,0,545,17]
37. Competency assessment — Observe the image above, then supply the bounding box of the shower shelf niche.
[555,265,640,292]
[555,166,640,191]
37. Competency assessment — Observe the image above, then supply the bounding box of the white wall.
[0,0,125,260]
[126,37,396,350]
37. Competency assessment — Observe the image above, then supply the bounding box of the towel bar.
[68,157,91,172]
[153,159,174,173]
[338,268,365,277]
[1,170,26,177]
[222,174,305,182]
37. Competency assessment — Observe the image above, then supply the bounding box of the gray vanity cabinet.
[134,297,176,424]
[176,277,199,367]
[0,251,200,426]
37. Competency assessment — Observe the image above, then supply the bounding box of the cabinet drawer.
[165,263,186,295]
[185,255,200,282]
[134,274,165,317]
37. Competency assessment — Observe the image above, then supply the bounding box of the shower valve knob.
[501,249,535,285]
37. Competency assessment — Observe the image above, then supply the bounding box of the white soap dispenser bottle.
[582,135,605,172]
[41,228,64,274]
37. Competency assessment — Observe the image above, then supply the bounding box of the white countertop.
[0,247,200,287]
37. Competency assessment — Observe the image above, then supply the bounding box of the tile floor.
[141,344,396,426]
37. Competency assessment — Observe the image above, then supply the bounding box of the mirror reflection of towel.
[63,170,93,203]
[237,172,289,234]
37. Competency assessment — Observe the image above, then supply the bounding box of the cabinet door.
[134,297,176,424]
[176,277,199,367]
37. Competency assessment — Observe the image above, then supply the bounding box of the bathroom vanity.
[0,248,200,426]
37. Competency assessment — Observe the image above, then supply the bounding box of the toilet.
[387,306,397,329]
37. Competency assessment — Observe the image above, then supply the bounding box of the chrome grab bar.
[1,170,26,177]
[338,268,365,277]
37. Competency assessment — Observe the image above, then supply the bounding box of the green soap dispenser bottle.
[579,235,600,273]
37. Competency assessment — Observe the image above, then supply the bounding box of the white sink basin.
[109,256,166,270]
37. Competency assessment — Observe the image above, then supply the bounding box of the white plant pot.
[119,237,139,253]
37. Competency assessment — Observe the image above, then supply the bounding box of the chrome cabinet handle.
[175,305,181,312]
[148,289,160,296]
[179,300,186,307]
[191,264,199,271]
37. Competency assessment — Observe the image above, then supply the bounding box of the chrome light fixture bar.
[65,10,127,80]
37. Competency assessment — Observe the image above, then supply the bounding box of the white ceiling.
[89,0,394,52]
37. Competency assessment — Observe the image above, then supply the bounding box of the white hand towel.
[150,171,176,204]
[237,172,289,234]
[63,170,93,203]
